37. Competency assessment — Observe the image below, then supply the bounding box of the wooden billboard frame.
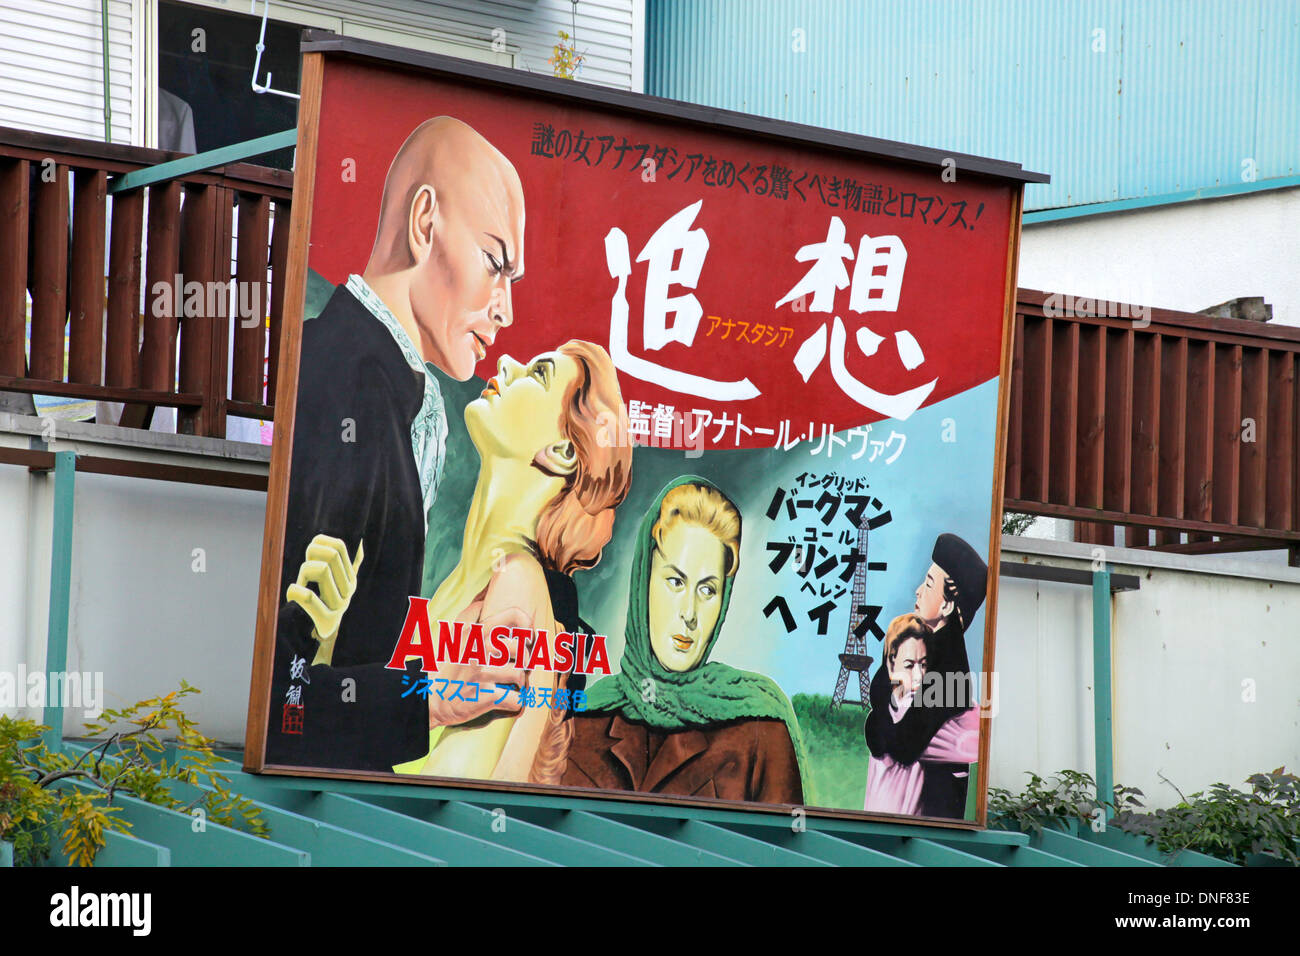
[245,31,1044,830]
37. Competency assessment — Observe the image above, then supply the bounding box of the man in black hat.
[864,532,987,818]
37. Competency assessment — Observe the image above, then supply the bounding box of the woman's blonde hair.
[534,340,633,576]
[651,482,742,577]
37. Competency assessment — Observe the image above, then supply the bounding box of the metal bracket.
[250,0,302,100]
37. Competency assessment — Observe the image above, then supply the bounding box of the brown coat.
[561,712,804,805]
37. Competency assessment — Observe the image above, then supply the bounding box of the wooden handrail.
[0,128,292,438]
[1008,292,1300,556]
[0,125,293,195]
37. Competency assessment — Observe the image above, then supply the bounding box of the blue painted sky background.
[578,377,1000,698]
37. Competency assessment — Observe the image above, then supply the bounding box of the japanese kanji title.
[603,198,940,427]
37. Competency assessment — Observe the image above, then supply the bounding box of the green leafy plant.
[1113,768,1299,866]
[988,770,1143,835]
[549,30,585,79]
[0,682,268,866]
[1001,511,1036,536]
[0,724,58,864]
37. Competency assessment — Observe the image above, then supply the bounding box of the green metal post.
[42,451,76,750]
[1092,569,1114,818]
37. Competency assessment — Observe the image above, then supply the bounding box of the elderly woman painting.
[863,613,979,816]
[393,339,632,781]
[534,476,808,804]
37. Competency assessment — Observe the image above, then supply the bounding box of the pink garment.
[864,753,926,815]
[922,705,980,764]
[863,699,980,815]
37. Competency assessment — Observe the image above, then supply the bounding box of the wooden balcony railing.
[1008,290,1300,557]
[0,125,293,437]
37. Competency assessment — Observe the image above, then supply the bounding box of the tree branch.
[1157,769,1190,804]
[34,768,109,790]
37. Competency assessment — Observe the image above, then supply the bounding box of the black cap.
[932,533,987,629]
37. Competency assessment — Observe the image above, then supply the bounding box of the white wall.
[991,537,1300,807]
[61,472,265,739]
[0,415,267,742]
[1019,186,1300,329]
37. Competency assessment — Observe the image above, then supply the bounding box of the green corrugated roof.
[23,741,1232,868]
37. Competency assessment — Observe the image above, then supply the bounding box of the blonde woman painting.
[393,339,632,782]
[532,477,809,804]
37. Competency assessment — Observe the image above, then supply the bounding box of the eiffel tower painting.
[831,506,887,708]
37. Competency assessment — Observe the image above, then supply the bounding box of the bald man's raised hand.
[286,534,365,666]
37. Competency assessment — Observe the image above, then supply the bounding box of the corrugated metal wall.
[646,0,1300,211]
[0,0,136,144]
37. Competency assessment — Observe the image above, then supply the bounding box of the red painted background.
[305,59,1015,449]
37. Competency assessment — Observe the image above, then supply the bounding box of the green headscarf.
[585,475,813,801]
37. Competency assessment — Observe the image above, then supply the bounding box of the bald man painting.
[266,118,527,772]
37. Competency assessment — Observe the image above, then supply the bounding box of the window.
[158,0,301,168]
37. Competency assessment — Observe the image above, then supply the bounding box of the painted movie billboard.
[247,47,1022,824]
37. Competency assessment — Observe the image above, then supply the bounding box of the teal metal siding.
[1256,0,1300,181]
[646,0,1300,211]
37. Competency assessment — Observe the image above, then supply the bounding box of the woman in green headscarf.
[534,476,810,805]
